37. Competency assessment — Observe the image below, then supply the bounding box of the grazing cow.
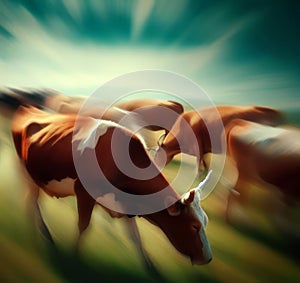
[12,106,212,267]
[155,105,283,169]
[224,119,300,220]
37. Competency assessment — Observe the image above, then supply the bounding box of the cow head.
[145,171,212,265]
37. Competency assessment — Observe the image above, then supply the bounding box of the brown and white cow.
[155,105,283,169]
[12,106,212,267]
[224,119,300,220]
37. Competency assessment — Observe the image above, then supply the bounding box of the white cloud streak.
[0,2,298,109]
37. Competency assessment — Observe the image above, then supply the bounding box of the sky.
[0,0,299,109]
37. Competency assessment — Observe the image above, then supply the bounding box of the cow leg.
[197,152,209,175]
[124,217,156,272]
[269,193,300,239]
[198,159,207,173]
[226,176,248,223]
[26,185,54,243]
[74,180,95,251]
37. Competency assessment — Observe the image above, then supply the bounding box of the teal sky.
[0,0,299,109]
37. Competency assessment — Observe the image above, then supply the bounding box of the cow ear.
[165,196,181,216]
[181,190,195,205]
[167,203,181,216]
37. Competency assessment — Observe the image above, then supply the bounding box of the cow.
[155,105,283,170]
[224,119,300,221]
[11,106,213,269]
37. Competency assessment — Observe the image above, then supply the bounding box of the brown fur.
[224,119,300,222]
[226,119,300,199]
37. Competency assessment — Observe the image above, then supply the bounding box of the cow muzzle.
[191,256,212,265]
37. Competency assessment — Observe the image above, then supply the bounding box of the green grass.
[1,128,300,283]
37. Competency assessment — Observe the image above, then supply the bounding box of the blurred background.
[1,0,299,108]
[0,0,300,282]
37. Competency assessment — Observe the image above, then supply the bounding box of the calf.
[12,106,212,267]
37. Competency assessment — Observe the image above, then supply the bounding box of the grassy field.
[0,116,300,283]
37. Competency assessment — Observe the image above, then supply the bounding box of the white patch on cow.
[74,119,120,154]
[96,193,124,218]
[43,178,76,198]
[73,115,151,155]
[190,191,212,261]
[187,170,212,262]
